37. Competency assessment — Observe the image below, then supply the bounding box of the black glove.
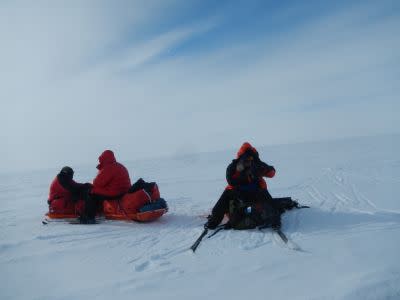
[205,215,219,229]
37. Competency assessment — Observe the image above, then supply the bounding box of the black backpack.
[228,197,299,230]
[128,178,157,195]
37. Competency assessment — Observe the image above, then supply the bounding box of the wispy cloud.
[1,0,399,171]
[92,18,219,75]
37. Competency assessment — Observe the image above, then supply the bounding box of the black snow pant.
[82,193,121,220]
[208,188,279,229]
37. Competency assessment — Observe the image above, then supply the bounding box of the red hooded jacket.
[91,150,131,197]
[48,173,89,215]
[226,142,275,190]
[48,177,79,204]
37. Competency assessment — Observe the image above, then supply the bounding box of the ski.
[42,216,104,225]
[68,219,100,225]
[274,228,288,243]
[42,217,76,225]
[258,225,288,243]
[258,226,304,251]
[295,205,310,209]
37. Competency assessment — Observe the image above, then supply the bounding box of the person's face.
[243,157,253,168]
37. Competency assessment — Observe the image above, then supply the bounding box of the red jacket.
[226,142,275,190]
[48,176,82,204]
[91,150,131,197]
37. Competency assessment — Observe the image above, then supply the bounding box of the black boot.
[78,215,96,224]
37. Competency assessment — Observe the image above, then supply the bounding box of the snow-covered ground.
[1,134,399,300]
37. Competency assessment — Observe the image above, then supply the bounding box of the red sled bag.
[103,181,166,222]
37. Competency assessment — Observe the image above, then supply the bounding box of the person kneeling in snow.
[79,150,131,224]
[205,142,282,230]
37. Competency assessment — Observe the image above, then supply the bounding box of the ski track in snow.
[1,135,400,300]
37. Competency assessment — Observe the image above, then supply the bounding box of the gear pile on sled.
[103,182,167,222]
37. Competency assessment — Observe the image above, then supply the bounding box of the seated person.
[205,142,279,230]
[48,166,91,214]
[80,150,131,223]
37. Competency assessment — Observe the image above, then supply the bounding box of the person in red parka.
[92,150,131,197]
[80,150,131,223]
[48,166,92,213]
[205,142,279,229]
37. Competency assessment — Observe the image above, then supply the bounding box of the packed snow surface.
[1,135,399,300]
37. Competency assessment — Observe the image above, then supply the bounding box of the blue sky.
[1,0,399,172]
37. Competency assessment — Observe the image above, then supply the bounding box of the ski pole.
[207,226,225,238]
[190,228,208,252]
[207,223,230,238]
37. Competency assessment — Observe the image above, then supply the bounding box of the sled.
[103,188,167,222]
